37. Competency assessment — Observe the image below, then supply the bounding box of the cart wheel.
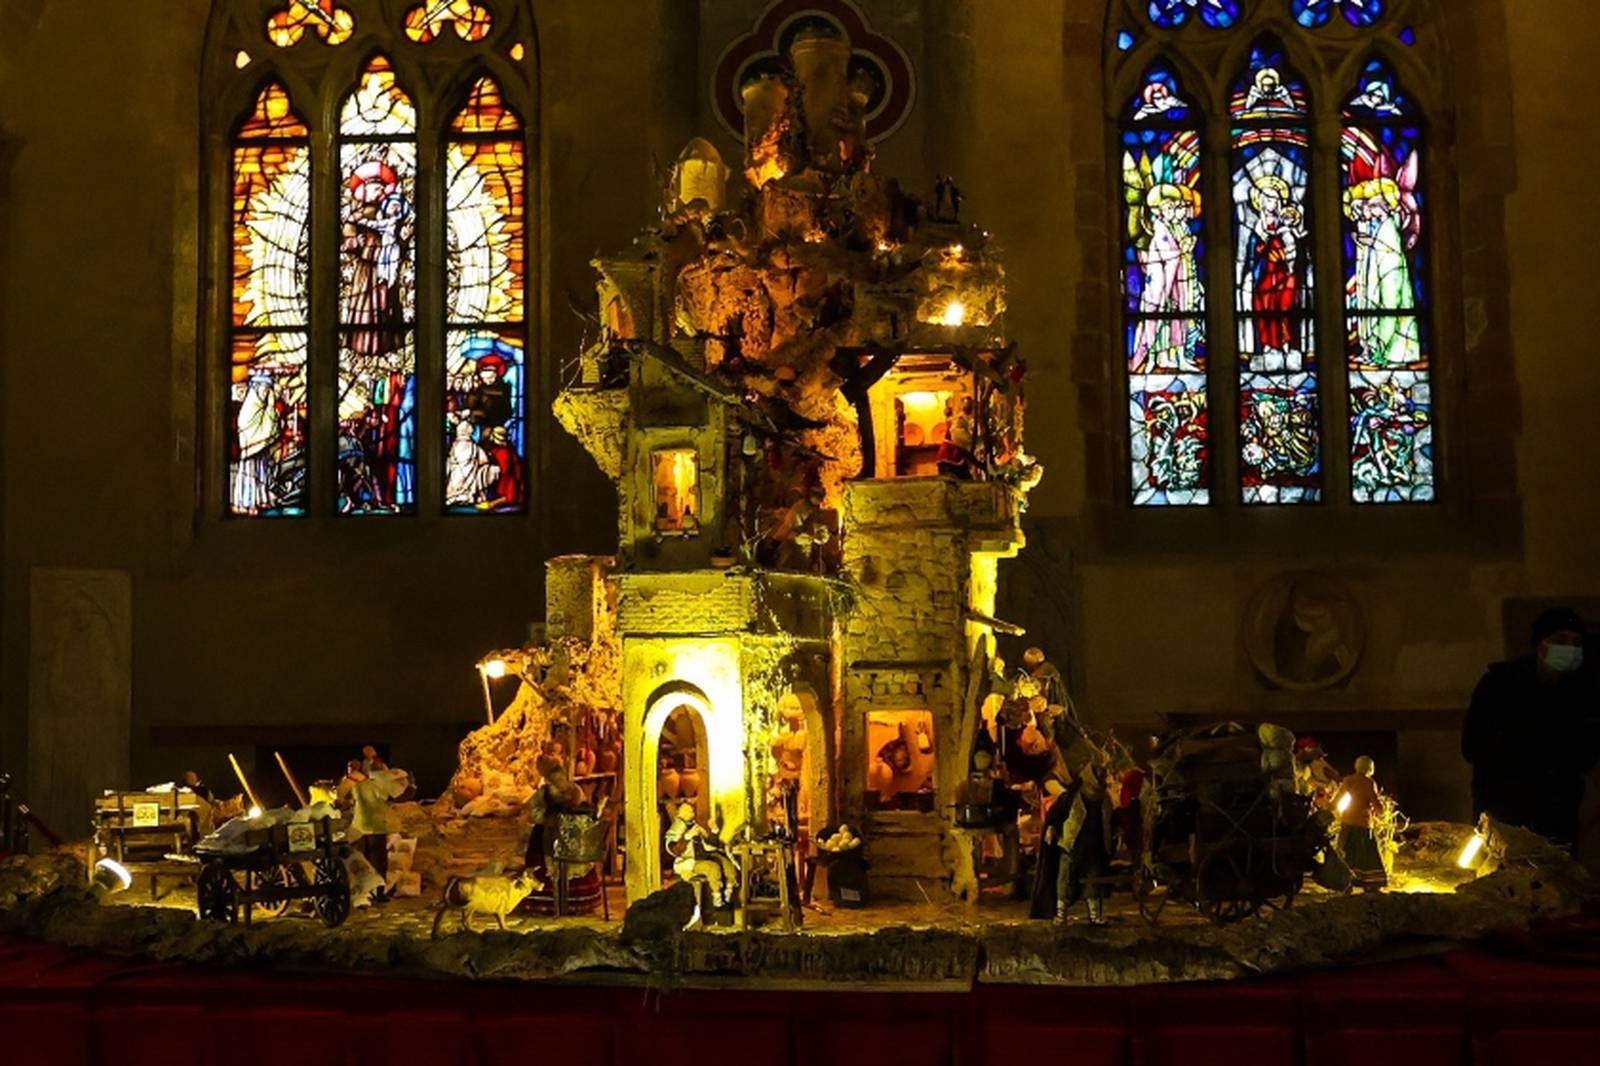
[253,865,292,919]
[1263,880,1300,914]
[1134,867,1168,927]
[1197,844,1262,926]
[313,856,351,928]
[197,862,238,923]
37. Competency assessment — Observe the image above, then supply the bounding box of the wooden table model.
[733,839,799,932]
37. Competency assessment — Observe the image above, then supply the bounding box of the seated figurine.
[664,801,738,909]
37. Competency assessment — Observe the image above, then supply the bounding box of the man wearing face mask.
[1463,607,1599,848]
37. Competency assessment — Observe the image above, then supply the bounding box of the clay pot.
[677,768,703,800]
[657,764,681,800]
[452,776,483,807]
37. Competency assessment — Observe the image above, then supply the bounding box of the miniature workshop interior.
[2,1,1600,1060]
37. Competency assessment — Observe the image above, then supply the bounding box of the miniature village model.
[0,21,1589,988]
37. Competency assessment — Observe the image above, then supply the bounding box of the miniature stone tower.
[556,18,1036,904]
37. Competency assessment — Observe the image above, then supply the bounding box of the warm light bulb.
[483,658,508,680]
[941,302,967,327]
[1335,792,1352,814]
[875,240,892,254]
[93,857,133,893]
[247,805,263,819]
[1457,832,1486,869]
[948,243,964,257]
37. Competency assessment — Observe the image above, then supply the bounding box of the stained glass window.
[1342,60,1432,502]
[1231,43,1322,504]
[445,78,528,514]
[216,3,533,519]
[338,58,418,515]
[405,0,493,43]
[267,0,355,47]
[230,83,311,516]
[1123,67,1209,506]
[1292,0,1385,29]
[1112,1,1436,511]
[1146,0,1239,29]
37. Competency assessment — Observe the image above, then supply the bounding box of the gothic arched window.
[210,1,535,518]
[1111,0,1437,507]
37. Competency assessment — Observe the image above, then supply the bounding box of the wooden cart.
[1138,724,1329,925]
[90,789,206,899]
[194,816,352,927]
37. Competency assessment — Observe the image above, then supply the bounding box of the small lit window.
[866,710,936,813]
[652,449,700,534]
[894,390,952,477]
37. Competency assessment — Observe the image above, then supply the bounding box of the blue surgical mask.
[1543,644,1584,674]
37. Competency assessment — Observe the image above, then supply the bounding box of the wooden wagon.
[194,815,352,927]
[1138,723,1332,925]
[90,789,207,899]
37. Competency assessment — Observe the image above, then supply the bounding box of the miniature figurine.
[181,770,212,802]
[1034,767,1114,924]
[665,801,738,910]
[1017,647,1067,709]
[337,759,408,900]
[1336,756,1388,891]
[769,696,808,833]
[936,397,976,478]
[525,755,590,872]
[431,869,542,938]
[1293,735,1342,805]
[868,718,935,808]
[932,173,964,222]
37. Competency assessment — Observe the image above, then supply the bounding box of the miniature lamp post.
[477,656,510,725]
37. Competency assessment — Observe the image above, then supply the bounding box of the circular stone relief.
[1244,572,1365,691]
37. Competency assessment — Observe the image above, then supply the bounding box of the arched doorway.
[639,685,713,892]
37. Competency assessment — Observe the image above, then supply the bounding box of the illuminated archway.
[634,680,750,893]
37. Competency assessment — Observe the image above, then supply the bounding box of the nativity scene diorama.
[0,13,1586,989]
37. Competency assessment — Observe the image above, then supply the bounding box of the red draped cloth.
[3,923,1600,1065]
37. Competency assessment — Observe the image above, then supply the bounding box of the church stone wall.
[1,0,1594,836]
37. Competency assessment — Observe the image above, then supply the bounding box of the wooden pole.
[274,751,309,808]
[228,752,262,812]
[479,666,496,725]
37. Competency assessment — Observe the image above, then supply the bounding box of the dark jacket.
[1462,655,1600,845]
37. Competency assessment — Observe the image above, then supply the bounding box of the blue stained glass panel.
[1344,59,1410,119]
[1230,44,1311,121]
[1293,0,1385,28]
[1130,373,1210,506]
[1118,30,1137,51]
[1349,370,1432,503]
[1147,0,1238,29]
[446,331,526,513]
[1240,372,1322,503]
